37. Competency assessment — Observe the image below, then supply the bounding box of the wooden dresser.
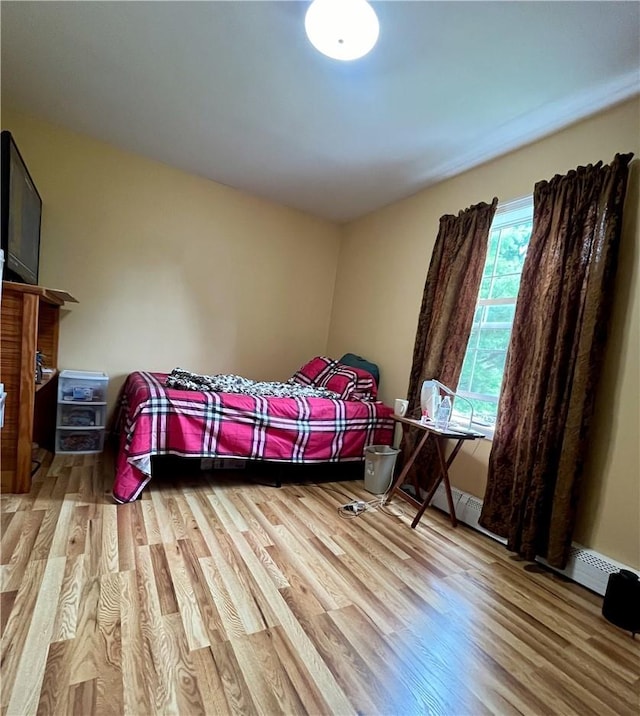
[1,281,77,493]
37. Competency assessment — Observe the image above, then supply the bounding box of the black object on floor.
[602,569,640,637]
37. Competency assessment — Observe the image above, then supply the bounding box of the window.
[453,196,533,434]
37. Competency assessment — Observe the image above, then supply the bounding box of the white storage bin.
[57,403,106,428]
[56,427,105,454]
[58,370,108,404]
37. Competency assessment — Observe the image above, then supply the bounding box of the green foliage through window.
[454,198,533,429]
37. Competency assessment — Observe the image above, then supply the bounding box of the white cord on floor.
[308,478,405,520]
[337,481,405,520]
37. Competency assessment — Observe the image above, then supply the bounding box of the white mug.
[394,398,409,416]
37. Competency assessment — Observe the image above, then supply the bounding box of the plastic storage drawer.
[55,428,105,454]
[57,403,106,428]
[58,370,108,404]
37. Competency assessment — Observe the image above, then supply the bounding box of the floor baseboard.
[428,483,638,596]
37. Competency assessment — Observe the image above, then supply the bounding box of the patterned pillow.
[290,356,338,387]
[290,356,377,401]
[290,357,356,399]
[342,364,378,401]
[319,363,360,400]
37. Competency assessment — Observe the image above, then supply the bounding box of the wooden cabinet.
[0,281,77,493]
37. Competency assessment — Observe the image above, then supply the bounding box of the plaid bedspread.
[113,371,394,503]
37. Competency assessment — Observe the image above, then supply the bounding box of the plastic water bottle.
[435,396,452,430]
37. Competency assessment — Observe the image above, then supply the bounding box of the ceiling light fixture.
[305,0,380,61]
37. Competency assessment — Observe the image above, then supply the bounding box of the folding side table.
[387,415,484,528]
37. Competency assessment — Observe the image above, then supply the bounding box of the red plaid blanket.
[113,372,394,502]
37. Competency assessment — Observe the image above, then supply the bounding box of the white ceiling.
[2,1,639,222]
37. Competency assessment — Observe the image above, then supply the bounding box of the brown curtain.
[400,199,498,490]
[479,153,633,569]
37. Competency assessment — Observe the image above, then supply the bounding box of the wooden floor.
[1,451,638,716]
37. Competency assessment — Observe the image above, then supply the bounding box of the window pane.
[451,398,473,423]
[452,397,499,427]
[485,304,515,324]
[458,351,474,392]
[483,231,500,277]
[471,305,484,326]
[467,326,480,351]
[495,224,530,275]
[479,276,491,299]
[475,398,499,426]
[489,274,522,299]
[470,350,507,395]
[477,328,511,351]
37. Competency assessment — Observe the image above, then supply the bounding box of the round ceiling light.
[305,0,380,61]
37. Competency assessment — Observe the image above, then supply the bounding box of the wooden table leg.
[410,437,462,529]
[383,429,431,506]
[436,437,458,528]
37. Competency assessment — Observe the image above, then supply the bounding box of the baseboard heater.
[428,484,638,596]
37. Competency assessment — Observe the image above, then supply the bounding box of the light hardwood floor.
[1,450,638,715]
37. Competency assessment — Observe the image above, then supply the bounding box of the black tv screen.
[1,130,42,285]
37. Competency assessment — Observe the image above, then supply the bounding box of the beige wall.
[2,109,342,408]
[328,98,640,568]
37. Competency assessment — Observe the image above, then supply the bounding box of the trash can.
[364,445,400,494]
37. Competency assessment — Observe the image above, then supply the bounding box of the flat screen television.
[1,130,42,285]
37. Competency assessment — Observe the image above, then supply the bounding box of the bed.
[112,356,394,503]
